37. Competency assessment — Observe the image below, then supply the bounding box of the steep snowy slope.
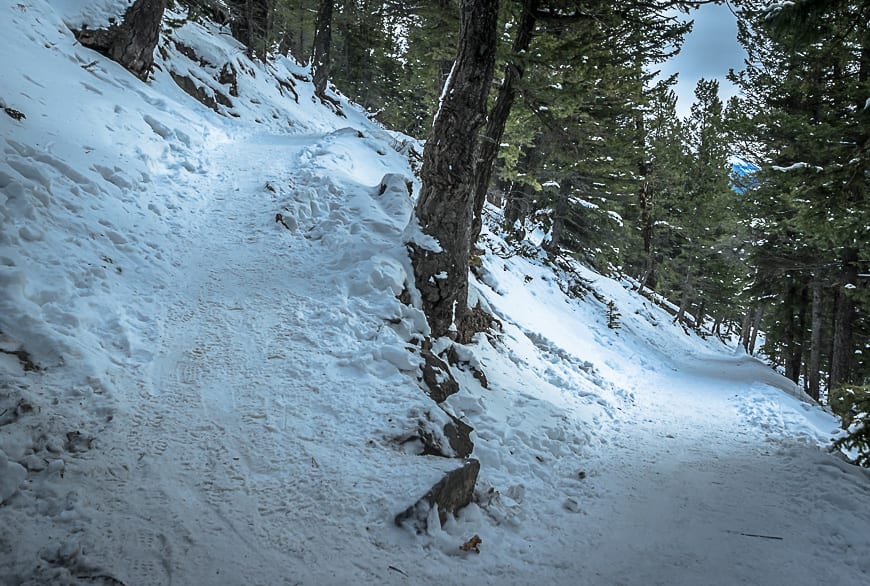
[2,2,869,585]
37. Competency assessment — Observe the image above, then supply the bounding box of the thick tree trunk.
[76,0,167,81]
[312,0,334,99]
[807,274,824,400]
[830,247,859,389]
[409,0,500,338]
[470,0,539,243]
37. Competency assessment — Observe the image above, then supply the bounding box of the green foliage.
[730,0,869,389]
[830,385,870,467]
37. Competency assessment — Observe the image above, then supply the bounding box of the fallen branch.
[726,530,784,541]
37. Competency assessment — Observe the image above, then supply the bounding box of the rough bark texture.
[470,0,538,243]
[75,0,166,81]
[311,0,334,99]
[410,0,500,338]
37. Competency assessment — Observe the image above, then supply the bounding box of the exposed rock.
[455,301,500,345]
[3,107,25,121]
[170,72,232,114]
[418,408,473,458]
[174,40,204,66]
[446,344,488,389]
[0,347,39,372]
[218,62,239,97]
[395,459,480,533]
[64,431,95,454]
[419,340,458,403]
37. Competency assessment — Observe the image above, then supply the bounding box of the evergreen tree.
[731,0,869,393]
[410,0,500,338]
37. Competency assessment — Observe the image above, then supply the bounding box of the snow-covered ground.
[2,2,869,585]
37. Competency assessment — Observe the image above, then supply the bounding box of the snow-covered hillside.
[2,2,869,585]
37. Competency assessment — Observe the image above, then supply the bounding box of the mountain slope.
[2,2,869,585]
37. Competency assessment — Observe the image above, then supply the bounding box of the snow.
[2,2,870,585]
[772,162,823,173]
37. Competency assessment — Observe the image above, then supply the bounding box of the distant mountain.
[729,155,760,193]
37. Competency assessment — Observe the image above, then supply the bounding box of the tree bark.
[409,0,500,338]
[227,0,274,60]
[312,0,334,99]
[784,283,808,384]
[807,274,823,400]
[470,0,539,243]
[76,0,167,81]
[748,304,764,355]
[675,265,693,325]
[740,307,753,351]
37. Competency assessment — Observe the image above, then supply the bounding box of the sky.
[657,2,749,119]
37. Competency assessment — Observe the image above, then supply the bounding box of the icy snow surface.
[2,2,870,585]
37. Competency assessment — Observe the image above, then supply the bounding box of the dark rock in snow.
[418,408,474,458]
[395,459,480,533]
[218,62,239,97]
[170,72,233,113]
[419,342,459,403]
[446,344,488,389]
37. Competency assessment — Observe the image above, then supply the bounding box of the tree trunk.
[75,0,167,81]
[675,265,692,325]
[544,185,570,253]
[807,274,823,400]
[409,0,500,338]
[312,0,334,99]
[636,104,657,294]
[469,0,539,243]
[227,0,274,60]
[748,304,764,355]
[784,283,808,385]
[503,150,533,230]
[830,247,858,389]
[740,307,752,351]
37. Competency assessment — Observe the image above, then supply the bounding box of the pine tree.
[731,0,869,393]
[410,0,500,338]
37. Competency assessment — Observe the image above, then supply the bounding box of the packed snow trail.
[565,353,870,585]
[84,130,442,585]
